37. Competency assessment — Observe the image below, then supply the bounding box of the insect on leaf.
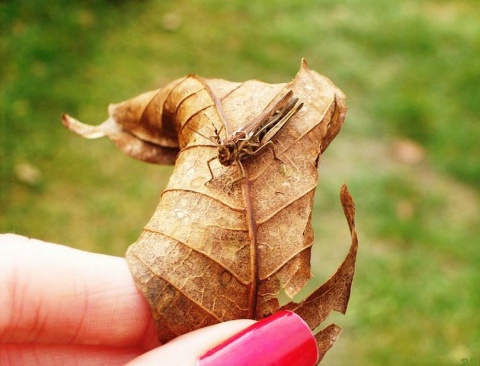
[62,59,357,362]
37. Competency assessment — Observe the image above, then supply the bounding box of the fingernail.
[197,310,318,366]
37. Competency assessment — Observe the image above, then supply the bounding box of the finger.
[0,234,159,349]
[126,319,256,366]
[0,320,256,365]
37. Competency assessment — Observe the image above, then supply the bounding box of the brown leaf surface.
[62,59,356,357]
[315,324,342,364]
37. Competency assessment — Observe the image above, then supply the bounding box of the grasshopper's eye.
[218,145,231,165]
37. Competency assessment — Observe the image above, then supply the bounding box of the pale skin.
[0,234,255,365]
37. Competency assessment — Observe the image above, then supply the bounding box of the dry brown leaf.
[62,59,357,360]
[281,183,357,362]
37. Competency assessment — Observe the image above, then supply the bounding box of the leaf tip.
[340,183,356,235]
[300,58,310,71]
[61,113,107,139]
[315,324,343,364]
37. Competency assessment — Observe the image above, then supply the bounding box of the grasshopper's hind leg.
[254,140,284,164]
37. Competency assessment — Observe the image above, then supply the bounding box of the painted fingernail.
[197,310,318,366]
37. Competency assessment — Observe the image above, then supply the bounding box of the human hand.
[0,234,318,365]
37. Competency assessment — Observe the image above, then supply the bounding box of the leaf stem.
[242,175,259,318]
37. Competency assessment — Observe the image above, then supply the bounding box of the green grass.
[1,1,479,365]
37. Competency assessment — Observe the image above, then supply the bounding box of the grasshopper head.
[218,141,236,166]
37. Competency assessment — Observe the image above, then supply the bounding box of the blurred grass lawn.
[1,1,479,365]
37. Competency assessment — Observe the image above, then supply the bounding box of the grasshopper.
[205,89,303,184]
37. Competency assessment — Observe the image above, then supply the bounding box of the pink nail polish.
[197,310,318,366]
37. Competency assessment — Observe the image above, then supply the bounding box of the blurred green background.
[1,1,479,365]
